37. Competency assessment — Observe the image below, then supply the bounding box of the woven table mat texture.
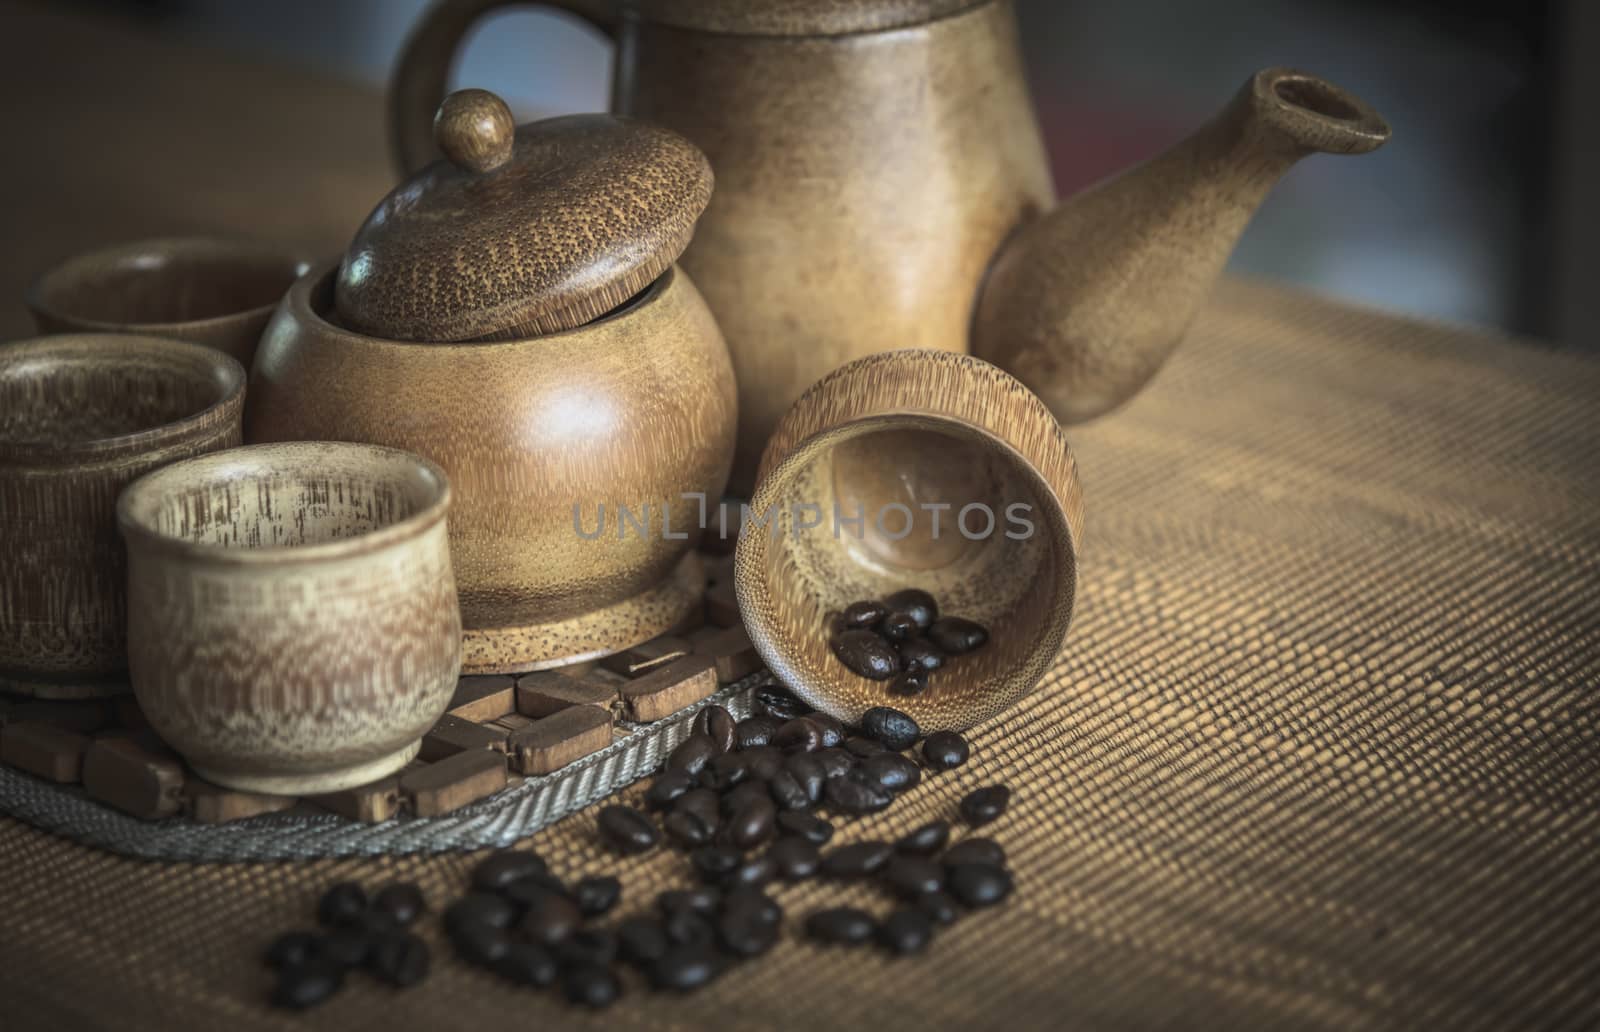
[2,280,1596,1032]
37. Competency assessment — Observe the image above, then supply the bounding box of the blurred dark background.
[14,0,1600,348]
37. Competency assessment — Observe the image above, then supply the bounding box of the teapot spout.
[972,68,1390,424]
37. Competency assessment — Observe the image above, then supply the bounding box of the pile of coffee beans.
[264,881,430,1009]
[265,685,1015,1012]
[828,589,990,696]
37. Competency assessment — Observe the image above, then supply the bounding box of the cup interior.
[0,336,243,449]
[738,415,1076,731]
[30,239,307,328]
[118,443,450,558]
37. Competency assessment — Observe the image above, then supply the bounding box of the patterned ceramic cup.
[118,442,461,795]
[0,334,246,698]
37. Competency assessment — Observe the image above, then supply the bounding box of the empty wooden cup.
[27,237,311,367]
[0,334,245,698]
[117,442,461,795]
[735,349,1085,732]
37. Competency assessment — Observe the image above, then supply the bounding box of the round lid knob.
[434,88,515,173]
[335,89,714,342]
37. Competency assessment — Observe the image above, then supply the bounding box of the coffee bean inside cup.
[825,589,988,695]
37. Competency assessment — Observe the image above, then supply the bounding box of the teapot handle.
[388,0,618,177]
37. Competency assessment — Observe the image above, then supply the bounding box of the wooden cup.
[117,442,462,795]
[27,237,311,367]
[735,350,1085,732]
[0,334,245,698]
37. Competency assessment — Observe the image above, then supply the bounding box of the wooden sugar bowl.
[735,349,1084,732]
[248,90,737,674]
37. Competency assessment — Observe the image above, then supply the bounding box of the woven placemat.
[2,280,1596,1031]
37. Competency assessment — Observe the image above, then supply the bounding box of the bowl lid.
[335,89,713,342]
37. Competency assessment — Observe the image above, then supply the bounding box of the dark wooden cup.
[0,334,245,697]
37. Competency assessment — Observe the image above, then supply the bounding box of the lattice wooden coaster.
[0,553,757,826]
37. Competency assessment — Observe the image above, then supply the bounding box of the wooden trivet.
[0,553,756,826]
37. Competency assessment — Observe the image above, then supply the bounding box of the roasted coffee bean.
[372,883,425,926]
[664,809,714,848]
[264,930,320,969]
[942,837,1006,868]
[574,875,622,917]
[616,917,670,967]
[598,804,660,854]
[735,715,780,750]
[825,771,894,814]
[367,932,430,987]
[753,684,808,722]
[830,629,900,680]
[494,941,557,986]
[927,616,988,655]
[502,871,571,908]
[691,845,743,883]
[805,907,876,945]
[722,885,783,925]
[650,944,722,991]
[897,637,945,673]
[721,779,773,816]
[767,768,812,811]
[860,752,922,792]
[664,907,716,947]
[884,589,938,629]
[921,730,969,771]
[521,894,583,946]
[448,921,512,967]
[808,712,846,748]
[727,853,777,888]
[878,908,934,956]
[470,851,546,892]
[770,836,821,880]
[693,704,737,754]
[741,745,785,780]
[917,892,961,926]
[558,928,619,969]
[337,907,400,941]
[887,670,928,696]
[646,768,696,810]
[318,926,370,969]
[717,908,780,957]
[271,960,344,1010]
[821,840,895,878]
[880,611,921,642]
[316,882,367,926]
[702,751,748,791]
[774,717,823,752]
[777,810,835,845]
[897,820,951,855]
[784,753,827,803]
[860,706,920,750]
[728,795,777,849]
[562,964,621,1008]
[668,733,719,777]
[840,599,888,629]
[445,891,516,932]
[883,855,945,899]
[947,863,1013,907]
[959,785,1011,826]
[675,787,721,831]
[844,736,887,758]
[815,747,857,778]
[659,886,722,916]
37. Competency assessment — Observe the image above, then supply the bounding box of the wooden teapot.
[392,0,1390,493]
